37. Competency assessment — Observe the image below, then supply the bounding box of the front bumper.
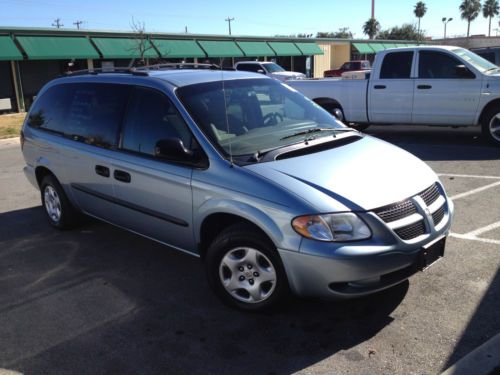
[279,198,454,299]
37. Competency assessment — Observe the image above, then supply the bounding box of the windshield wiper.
[279,127,354,141]
[485,67,500,72]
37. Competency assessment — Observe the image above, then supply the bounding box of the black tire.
[481,107,500,146]
[205,223,290,311]
[348,123,370,131]
[323,103,345,122]
[40,174,80,230]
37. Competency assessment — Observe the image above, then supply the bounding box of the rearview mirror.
[257,69,266,74]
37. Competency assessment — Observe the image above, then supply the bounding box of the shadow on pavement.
[442,268,500,371]
[0,207,408,375]
[365,126,500,161]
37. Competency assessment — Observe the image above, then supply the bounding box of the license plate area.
[416,237,446,271]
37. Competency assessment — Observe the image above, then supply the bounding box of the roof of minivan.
[148,69,268,87]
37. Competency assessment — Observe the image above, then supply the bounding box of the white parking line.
[449,181,500,200]
[437,173,500,180]
[450,232,500,245]
[465,221,500,237]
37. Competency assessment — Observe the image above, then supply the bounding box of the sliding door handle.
[95,165,110,177]
[114,170,131,183]
[417,85,432,89]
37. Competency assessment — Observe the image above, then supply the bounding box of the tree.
[363,18,381,39]
[459,0,482,37]
[316,28,353,38]
[413,1,427,36]
[483,0,499,36]
[377,23,425,40]
[129,18,155,66]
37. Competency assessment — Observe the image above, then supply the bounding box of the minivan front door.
[110,86,196,252]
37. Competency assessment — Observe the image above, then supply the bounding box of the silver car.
[21,67,454,311]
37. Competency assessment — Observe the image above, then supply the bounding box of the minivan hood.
[245,135,437,211]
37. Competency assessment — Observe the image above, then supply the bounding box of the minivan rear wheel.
[205,223,289,311]
[40,175,80,229]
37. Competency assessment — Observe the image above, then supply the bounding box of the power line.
[51,18,63,28]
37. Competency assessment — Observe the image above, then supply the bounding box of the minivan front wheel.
[40,175,79,229]
[205,223,289,311]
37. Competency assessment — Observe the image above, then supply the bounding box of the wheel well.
[479,99,500,124]
[312,97,343,112]
[35,166,55,187]
[198,213,273,259]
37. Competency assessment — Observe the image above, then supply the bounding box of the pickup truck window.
[419,51,470,79]
[236,63,261,73]
[380,52,413,79]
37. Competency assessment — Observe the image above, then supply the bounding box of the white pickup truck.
[288,45,500,145]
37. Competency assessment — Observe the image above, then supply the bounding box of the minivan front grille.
[394,221,426,240]
[374,200,417,223]
[419,183,440,206]
[432,205,446,226]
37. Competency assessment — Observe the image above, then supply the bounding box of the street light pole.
[442,17,453,39]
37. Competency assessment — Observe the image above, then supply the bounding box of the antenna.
[73,20,84,30]
[220,57,234,167]
[225,17,234,35]
[52,18,63,28]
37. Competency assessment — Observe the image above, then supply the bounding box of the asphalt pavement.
[0,126,499,375]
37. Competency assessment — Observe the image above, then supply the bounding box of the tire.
[481,107,500,146]
[323,103,345,122]
[205,223,290,311]
[348,123,370,131]
[40,175,80,230]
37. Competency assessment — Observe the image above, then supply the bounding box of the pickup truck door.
[368,51,415,124]
[412,50,482,125]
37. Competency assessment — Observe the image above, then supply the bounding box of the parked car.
[288,45,500,145]
[21,66,453,311]
[470,47,500,66]
[323,60,371,78]
[234,61,305,81]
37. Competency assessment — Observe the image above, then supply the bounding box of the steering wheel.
[263,112,284,126]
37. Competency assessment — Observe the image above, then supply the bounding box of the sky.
[0,0,498,39]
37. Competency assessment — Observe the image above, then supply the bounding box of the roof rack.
[137,63,236,71]
[65,67,148,77]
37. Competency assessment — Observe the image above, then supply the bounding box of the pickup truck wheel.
[482,108,500,145]
[205,223,289,311]
[349,123,370,131]
[324,104,345,122]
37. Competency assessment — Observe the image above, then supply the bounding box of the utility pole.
[225,17,234,35]
[73,20,83,29]
[52,18,63,28]
[185,26,188,33]
[371,0,375,18]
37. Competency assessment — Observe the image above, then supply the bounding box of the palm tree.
[363,18,381,39]
[459,0,482,37]
[483,0,499,36]
[414,1,427,35]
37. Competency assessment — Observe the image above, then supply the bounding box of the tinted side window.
[122,87,194,158]
[66,83,130,148]
[27,84,74,133]
[237,63,260,73]
[380,52,414,79]
[419,51,469,79]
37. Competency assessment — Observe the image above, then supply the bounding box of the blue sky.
[0,0,497,39]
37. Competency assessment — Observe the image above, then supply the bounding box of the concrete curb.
[441,333,500,375]
[0,137,20,147]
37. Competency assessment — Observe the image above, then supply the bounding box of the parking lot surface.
[0,126,499,375]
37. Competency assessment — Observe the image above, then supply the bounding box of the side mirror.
[155,137,194,160]
[455,65,475,79]
[257,69,266,74]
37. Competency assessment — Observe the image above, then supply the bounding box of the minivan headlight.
[292,213,371,242]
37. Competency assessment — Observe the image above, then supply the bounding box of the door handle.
[374,85,386,89]
[114,170,131,183]
[95,165,110,177]
[417,85,432,89]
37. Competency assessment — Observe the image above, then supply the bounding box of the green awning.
[92,37,158,59]
[198,40,244,57]
[0,36,23,60]
[268,42,302,56]
[294,42,323,55]
[382,43,398,49]
[152,39,205,58]
[352,43,375,54]
[16,36,99,60]
[236,41,275,57]
[368,43,386,52]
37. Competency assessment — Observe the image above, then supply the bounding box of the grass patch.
[0,113,26,139]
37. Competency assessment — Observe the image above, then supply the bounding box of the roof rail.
[64,67,149,77]
[137,63,236,71]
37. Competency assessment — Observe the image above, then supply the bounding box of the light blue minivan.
[21,66,453,311]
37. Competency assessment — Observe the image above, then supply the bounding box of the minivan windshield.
[452,48,498,72]
[176,78,348,158]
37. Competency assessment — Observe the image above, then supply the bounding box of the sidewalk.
[0,137,20,147]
